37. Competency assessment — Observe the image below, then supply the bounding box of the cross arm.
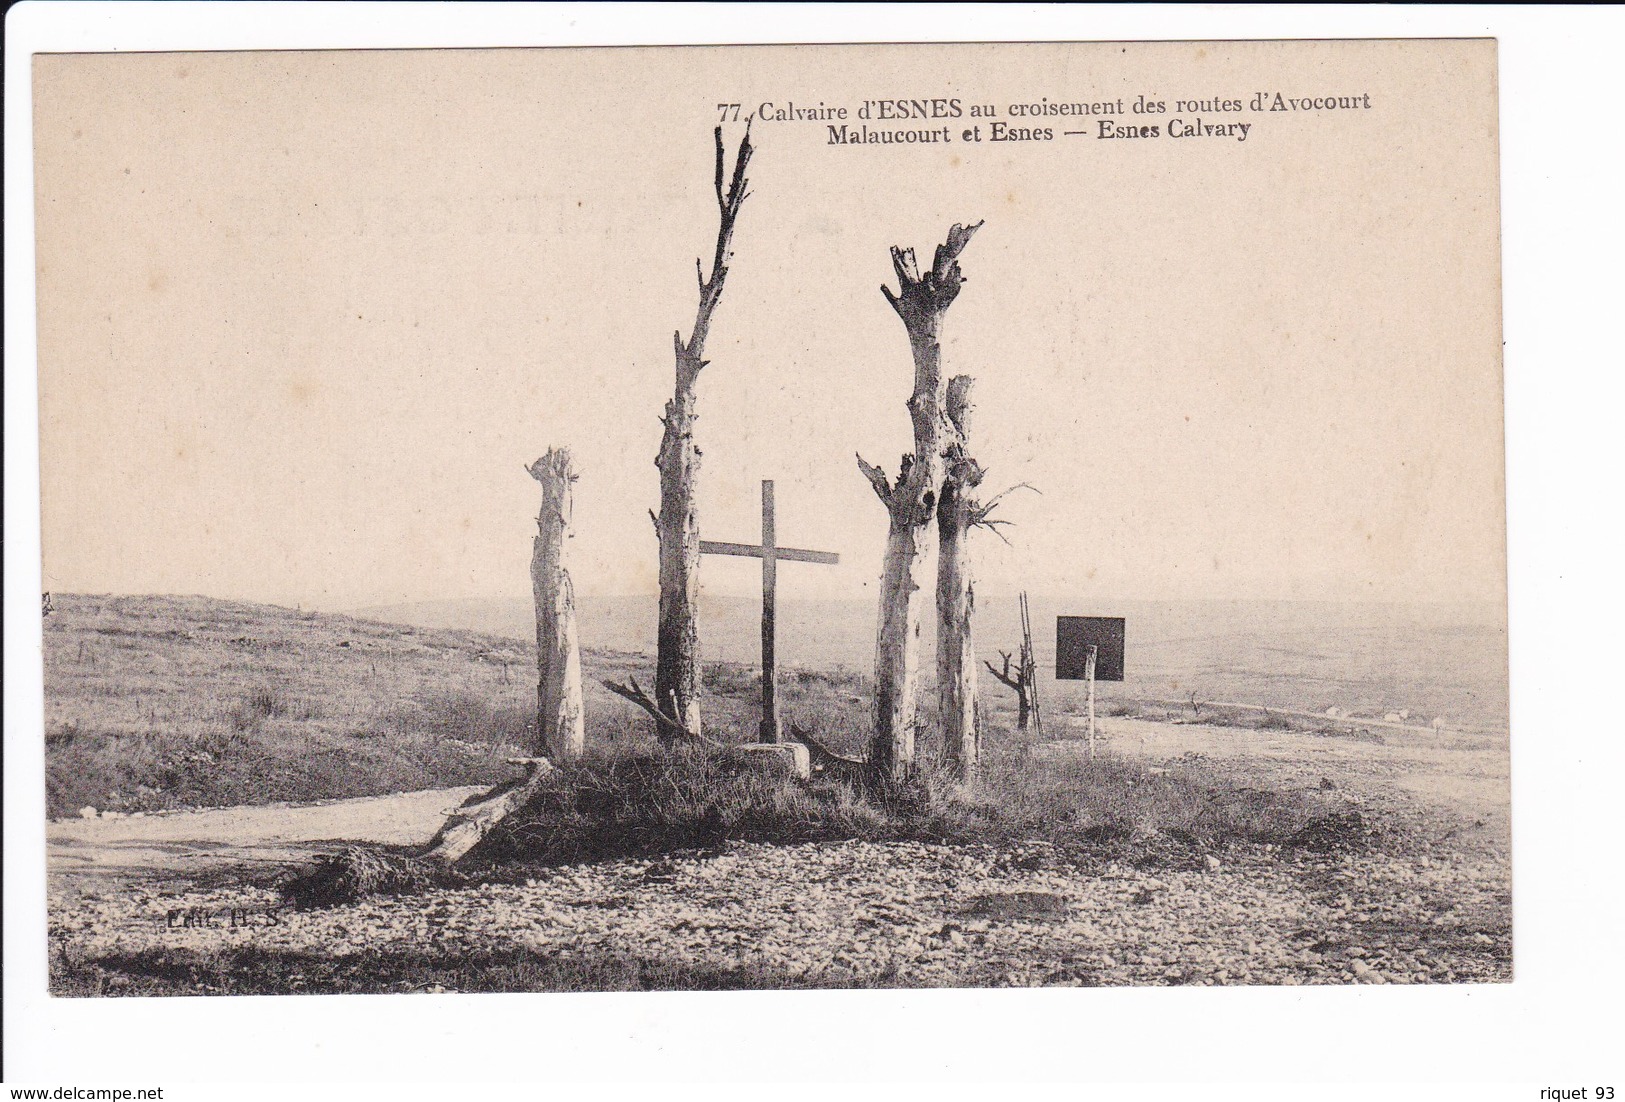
[777,547,840,565]
[699,540,839,565]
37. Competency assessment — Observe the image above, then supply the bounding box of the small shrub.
[1286,810,1377,851]
[228,686,289,732]
[282,846,466,909]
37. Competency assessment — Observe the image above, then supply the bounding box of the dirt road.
[1043,715,1510,845]
[48,786,485,878]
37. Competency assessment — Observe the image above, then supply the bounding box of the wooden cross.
[701,480,839,742]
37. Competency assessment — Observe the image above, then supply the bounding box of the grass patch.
[40,595,568,816]
[41,594,875,817]
[469,748,894,868]
[278,741,1358,908]
[273,742,1358,908]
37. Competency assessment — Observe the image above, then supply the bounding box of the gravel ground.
[46,715,1512,992]
[49,836,1511,990]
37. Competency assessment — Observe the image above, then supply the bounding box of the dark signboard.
[1056,616,1126,681]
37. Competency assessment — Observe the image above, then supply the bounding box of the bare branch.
[972,517,1015,547]
[981,481,1041,513]
[882,221,984,324]
[856,454,893,503]
[984,653,1023,691]
[890,245,920,288]
[604,677,718,745]
[723,118,754,212]
[648,509,660,537]
[932,220,984,284]
[713,125,726,207]
[788,723,870,786]
[880,283,902,316]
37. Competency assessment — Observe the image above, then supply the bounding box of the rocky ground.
[45,715,1512,993]
[48,835,1510,993]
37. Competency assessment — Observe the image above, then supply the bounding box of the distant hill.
[355,593,1510,731]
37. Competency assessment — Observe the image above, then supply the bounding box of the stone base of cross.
[700,480,839,742]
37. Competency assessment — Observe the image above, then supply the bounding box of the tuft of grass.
[1285,809,1379,851]
[281,846,467,910]
[969,746,1343,851]
[473,748,891,868]
[246,686,289,720]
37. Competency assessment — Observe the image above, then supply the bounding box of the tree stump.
[529,448,584,760]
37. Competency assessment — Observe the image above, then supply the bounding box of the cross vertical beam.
[699,479,839,746]
[760,480,779,742]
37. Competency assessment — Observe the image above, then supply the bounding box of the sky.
[31,40,1505,611]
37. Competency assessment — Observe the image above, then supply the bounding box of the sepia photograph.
[26,36,1514,1001]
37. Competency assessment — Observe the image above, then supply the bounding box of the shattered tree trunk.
[422,759,555,866]
[654,124,754,743]
[419,450,584,866]
[858,220,982,784]
[529,448,584,760]
[937,375,984,785]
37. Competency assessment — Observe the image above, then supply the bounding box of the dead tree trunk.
[937,375,984,785]
[985,651,1032,729]
[858,220,982,784]
[422,758,555,866]
[528,448,584,760]
[985,590,1041,733]
[654,124,754,743]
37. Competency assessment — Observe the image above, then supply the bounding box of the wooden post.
[1085,643,1098,758]
[1021,591,1043,737]
[759,480,780,743]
